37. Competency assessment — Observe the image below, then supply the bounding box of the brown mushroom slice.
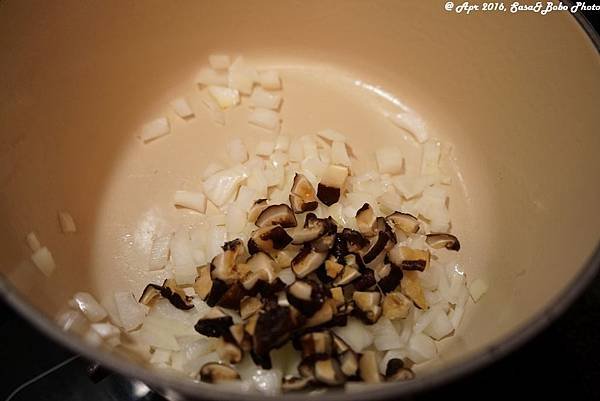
[317,165,348,206]
[194,266,213,300]
[194,308,234,337]
[339,228,369,252]
[425,233,461,251]
[255,204,298,228]
[355,203,377,237]
[286,279,327,317]
[304,300,336,328]
[252,306,300,369]
[289,173,319,213]
[352,268,376,291]
[138,284,162,306]
[376,216,397,244]
[311,231,336,253]
[377,263,404,293]
[199,362,240,383]
[352,291,382,324]
[291,247,328,278]
[240,296,263,320]
[216,337,243,364]
[244,313,259,336]
[216,281,247,310]
[314,358,346,386]
[331,334,359,377]
[299,331,333,359]
[401,271,428,309]
[211,239,245,283]
[386,212,420,234]
[330,287,345,307]
[248,225,293,254]
[248,199,269,223]
[325,258,344,279]
[298,359,315,378]
[385,359,415,381]
[332,266,361,287]
[282,375,313,392]
[362,231,393,264]
[382,292,412,320]
[228,323,246,346]
[388,246,430,271]
[359,351,382,383]
[161,279,194,310]
[205,278,229,307]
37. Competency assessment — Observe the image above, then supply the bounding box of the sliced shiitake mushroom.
[248,225,293,254]
[138,284,162,306]
[362,231,394,264]
[194,266,213,300]
[332,334,358,377]
[205,278,229,307]
[352,291,382,324]
[240,296,262,320]
[299,331,333,359]
[324,258,344,279]
[332,265,360,287]
[304,300,336,328]
[240,252,277,291]
[330,287,345,307]
[248,199,269,223]
[255,204,298,228]
[216,337,243,364]
[216,281,247,309]
[291,247,328,278]
[289,174,319,213]
[160,279,194,310]
[252,306,300,369]
[339,228,369,252]
[382,292,412,320]
[425,233,460,251]
[211,239,245,283]
[194,308,234,337]
[199,362,240,383]
[314,358,347,386]
[401,271,428,310]
[355,203,377,237]
[376,216,397,243]
[377,263,404,293]
[317,165,348,206]
[282,375,313,392]
[290,213,330,245]
[352,268,376,291]
[386,212,420,234]
[286,279,327,317]
[228,323,247,346]
[385,358,415,381]
[359,351,382,383]
[388,246,430,272]
[298,358,315,378]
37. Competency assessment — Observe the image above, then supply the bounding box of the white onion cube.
[149,234,172,271]
[208,54,231,70]
[255,140,275,157]
[249,87,282,110]
[26,232,41,252]
[469,278,489,302]
[173,191,207,213]
[274,135,290,151]
[170,97,194,119]
[174,264,198,286]
[331,141,351,166]
[248,108,280,133]
[227,138,249,164]
[140,117,170,143]
[208,86,240,109]
[196,67,228,86]
[58,211,77,233]
[258,70,281,90]
[31,246,56,277]
[202,166,247,207]
[229,56,257,95]
[114,291,148,332]
[288,139,304,162]
[421,140,442,176]
[317,129,347,143]
[375,146,404,174]
[72,292,108,322]
[226,203,247,235]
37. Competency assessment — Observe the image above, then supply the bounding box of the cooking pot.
[1,1,599,399]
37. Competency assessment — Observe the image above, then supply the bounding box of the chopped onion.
[57,211,77,233]
[206,225,227,260]
[332,317,374,352]
[150,348,172,365]
[301,157,327,179]
[288,139,304,162]
[229,56,258,95]
[140,117,170,143]
[202,162,225,179]
[227,138,249,164]
[423,308,454,340]
[114,291,148,332]
[208,86,240,109]
[274,135,290,151]
[469,278,489,302]
[300,135,319,159]
[377,190,403,215]
[170,97,194,119]
[31,246,56,277]
[246,167,269,197]
[388,111,428,143]
[421,140,441,176]
[264,165,285,188]
[371,318,403,351]
[203,165,247,207]
[331,141,351,166]
[72,292,108,322]
[248,108,280,132]
[375,146,404,174]
[233,186,258,212]
[137,324,180,351]
[392,175,439,199]
[149,234,172,271]
[379,349,407,374]
[83,328,104,346]
[26,231,41,252]
[317,128,347,143]
[208,214,227,226]
[252,368,282,395]
[249,87,282,110]
[208,54,231,70]
[174,191,207,213]
[318,148,331,165]
[258,70,281,90]
[201,96,226,125]
[56,309,88,334]
[446,266,466,304]
[170,229,195,266]
[226,203,247,235]
[174,263,198,286]
[407,333,437,363]
[91,322,121,339]
[270,151,289,168]
[144,311,198,337]
[255,140,276,157]
[196,67,228,86]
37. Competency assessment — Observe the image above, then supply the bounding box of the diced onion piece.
[174,191,207,213]
[31,246,56,277]
[226,203,247,235]
[255,140,276,157]
[249,87,282,110]
[206,225,227,260]
[317,129,347,143]
[72,292,108,322]
[252,368,282,395]
[300,136,318,159]
[229,56,258,95]
[275,135,290,151]
[170,229,195,266]
[201,96,226,125]
[392,175,439,200]
[270,151,289,169]
[423,308,454,340]
[202,162,225,179]
[174,264,198,286]
[421,140,441,176]
[56,309,88,334]
[208,54,231,70]
[203,165,247,207]
[407,333,437,363]
[258,70,281,90]
[208,86,240,109]
[208,214,227,226]
[264,165,285,188]
[140,117,170,143]
[371,318,403,351]
[248,108,280,132]
[90,322,121,339]
[170,97,194,119]
[150,348,172,365]
[235,185,259,211]
[331,141,351,166]
[26,232,41,252]
[469,278,488,302]
[375,146,404,174]
[377,190,403,215]
[246,167,269,197]
[388,111,428,143]
[301,157,327,179]
[321,164,348,188]
[227,138,249,164]
[332,317,374,352]
[136,325,180,351]
[57,211,77,233]
[114,291,148,332]
[196,67,228,86]
[83,328,103,346]
[288,139,304,162]
[192,249,207,266]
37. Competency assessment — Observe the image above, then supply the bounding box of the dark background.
[1,6,599,401]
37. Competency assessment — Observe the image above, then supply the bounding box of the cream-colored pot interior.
[1,0,599,398]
